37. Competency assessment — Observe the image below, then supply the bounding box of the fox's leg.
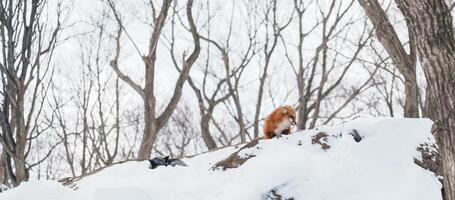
[263,122,277,139]
[275,132,282,138]
[281,128,290,135]
[264,130,273,139]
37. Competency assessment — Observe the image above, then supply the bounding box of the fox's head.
[280,105,297,126]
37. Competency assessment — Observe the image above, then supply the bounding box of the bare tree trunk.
[111,77,121,165]
[423,87,437,118]
[394,1,455,199]
[294,0,310,130]
[9,94,29,184]
[403,77,419,117]
[0,152,7,185]
[135,0,171,159]
[358,0,419,118]
[138,106,158,159]
[200,114,217,150]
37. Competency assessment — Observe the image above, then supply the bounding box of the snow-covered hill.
[0,117,443,200]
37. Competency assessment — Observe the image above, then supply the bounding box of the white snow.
[0,117,442,200]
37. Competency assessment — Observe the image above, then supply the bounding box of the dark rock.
[349,129,363,142]
[211,138,262,171]
[414,142,441,177]
[262,188,294,200]
[311,132,331,150]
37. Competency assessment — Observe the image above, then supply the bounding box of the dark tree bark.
[358,0,419,118]
[393,1,455,199]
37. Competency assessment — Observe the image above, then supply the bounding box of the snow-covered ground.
[0,117,442,200]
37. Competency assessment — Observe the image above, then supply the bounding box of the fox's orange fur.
[263,105,297,139]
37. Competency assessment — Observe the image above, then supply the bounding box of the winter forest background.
[0,0,454,199]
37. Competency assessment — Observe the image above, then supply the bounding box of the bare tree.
[371,67,400,117]
[202,5,260,144]
[45,11,124,177]
[358,0,419,118]
[106,0,201,159]
[391,1,455,199]
[164,0,260,148]
[92,17,121,166]
[283,0,377,129]
[252,0,292,138]
[165,2,229,150]
[0,0,63,186]
[154,104,198,157]
[289,0,318,130]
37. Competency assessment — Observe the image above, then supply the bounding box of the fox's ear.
[280,107,288,114]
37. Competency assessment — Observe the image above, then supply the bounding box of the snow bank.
[0,117,442,200]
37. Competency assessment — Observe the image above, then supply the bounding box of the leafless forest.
[0,0,454,199]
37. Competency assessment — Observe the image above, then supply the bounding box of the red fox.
[263,105,297,139]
